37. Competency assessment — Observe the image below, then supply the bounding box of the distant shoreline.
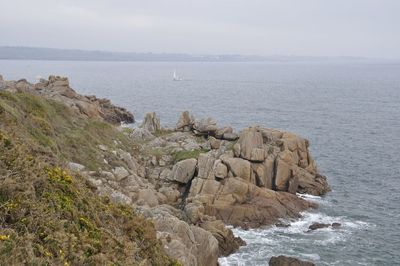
[0,46,381,63]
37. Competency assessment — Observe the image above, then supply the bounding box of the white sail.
[173,69,182,81]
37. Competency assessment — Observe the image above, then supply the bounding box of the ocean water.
[1,60,400,265]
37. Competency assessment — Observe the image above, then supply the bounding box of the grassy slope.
[0,91,177,265]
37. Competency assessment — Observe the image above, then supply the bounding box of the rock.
[137,189,159,207]
[209,136,221,149]
[251,157,274,189]
[233,143,241,157]
[197,153,216,179]
[67,162,85,172]
[93,97,134,124]
[140,112,160,133]
[238,127,264,161]
[130,128,154,140]
[222,157,251,182]
[214,161,228,179]
[159,187,180,204]
[250,148,266,162]
[275,222,290,228]
[223,132,239,141]
[189,175,312,228]
[109,190,132,205]
[308,222,330,231]
[184,202,205,224]
[98,144,108,151]
[332,222,341,228]
[170,158,197,184]
[200,220,246,256]
[275,159,292,191]
[215,126,233,139]
[141,205,219,266]
[113,166,129,181]
[269,255,315,266]
[287,175,299,194]
[193,117,218,135]
[176,111,195,131]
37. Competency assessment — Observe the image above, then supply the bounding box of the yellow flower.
[0,235,10,241]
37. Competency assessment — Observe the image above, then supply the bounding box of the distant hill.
[0,46,368,62]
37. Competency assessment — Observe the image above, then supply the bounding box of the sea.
[1,60,399,265]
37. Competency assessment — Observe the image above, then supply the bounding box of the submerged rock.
[269,256,315,266]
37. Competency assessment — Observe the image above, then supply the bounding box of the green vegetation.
[0,92,178,265]
[0,91,137,170]
[173,148,209,163]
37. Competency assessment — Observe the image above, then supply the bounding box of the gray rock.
[140,112,160,133]
[137,188,159,207]
[113,166,129,181]
[130,127,154,140]
[176,111,195,131]
[238,127,263,160]
[269,255,315,266]
[67,162,85,172]
[214,161,228,179]
[170,158,197,184]
[193,117,218,135]
[215,126,233,139]
[223,132,239,141]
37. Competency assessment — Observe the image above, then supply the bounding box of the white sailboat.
[173,69,183,81]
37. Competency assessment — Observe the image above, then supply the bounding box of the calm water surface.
[1,60,399,265]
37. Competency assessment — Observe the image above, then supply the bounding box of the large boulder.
[238,127,264,161]
[200,220,245,256]
[222,157,251,182]
[215,126,233,139]
[140,112,160,133]
[140,205,219,266]
[176,111,195,131]
[197,153,217,179]
[188,176,312,228]
[193,117,218,135]
[269,256,315,266]
[169,158,197,184]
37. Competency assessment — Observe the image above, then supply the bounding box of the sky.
[0,0,399,58]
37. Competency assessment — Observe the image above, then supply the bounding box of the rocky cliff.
[0,75,329,265]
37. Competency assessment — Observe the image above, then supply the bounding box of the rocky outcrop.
[0,75,134,124]
[200,220,245,256]
[176,111,195,131]
[140,205,219,266]
[2,75,331,266]
[269,256,315,266]
[140,112,160,133]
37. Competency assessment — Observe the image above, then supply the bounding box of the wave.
[219,198,372,266]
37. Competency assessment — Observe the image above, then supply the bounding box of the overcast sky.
[1,0,399,58]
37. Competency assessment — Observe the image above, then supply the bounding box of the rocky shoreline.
[0,75,329,265]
